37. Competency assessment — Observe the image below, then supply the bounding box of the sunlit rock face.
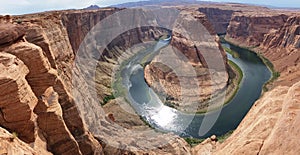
[198,3,271,35]
[0,3,299,155]
[0,8,196,154]
[202,6,300,155]
[259,15,300,87]
[226,12,288,47]
[214,81,300,155]
[0,12,102,154]
[0,127,37,155]
[225,10,300,89]
[144,10,229,112]
[0,52,37,143]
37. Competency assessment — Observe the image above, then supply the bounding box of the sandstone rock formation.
[144,10,229,112]
[226,12,288,47]
[198,4,270,35]
[0,24,25,46]
[0,127,36,155]
[0,52,37,143]
[0,3,299,155]
[198,7,234,34]
[0,7,202,155]
[260,15,300,88]
[214,81,300,155]
[0,12,103,154]
[225,10,300,89]
[202,6,300,155]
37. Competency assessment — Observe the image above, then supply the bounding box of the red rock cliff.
[206,8,300,155]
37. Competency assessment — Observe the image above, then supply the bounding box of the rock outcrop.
[259,15,300,87]
[213,81,300,155]
[0,127,36,155]
[208,7,300,155]
[198,4,270,35]
[226,12,288,47]
[0,3,299,155]
[198,7,234,34]
[0,24,25,46]
[0,12,103,154]
[225,10,300,89]
[0,52,37,143]
[0,7,208,155]
[144,10,229,112]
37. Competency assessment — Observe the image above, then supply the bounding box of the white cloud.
[0,0,100,15]
[0,0,143,15]
[0,0,298,15]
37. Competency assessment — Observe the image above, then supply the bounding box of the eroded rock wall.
[198,4,270,35]
[226,12,288,47]
[0,8,197,155]
[0,127,37,155]
[0,51,37,143]
[61,8,122,53]
[198,7,235,34]
[209,8,300,155]
[1,4,299,155]
[144,10,229,112]
[0,12,102,155]
[225,11,300,88]
[213,81,300,155]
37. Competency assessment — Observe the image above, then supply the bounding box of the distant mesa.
[110,0,213,8]
[84,5,100,10]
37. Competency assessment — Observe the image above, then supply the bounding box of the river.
[117,40,271,139]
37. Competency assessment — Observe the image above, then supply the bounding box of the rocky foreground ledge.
[0,3,299,155]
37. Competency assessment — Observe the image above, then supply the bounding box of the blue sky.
[0,0,299,15]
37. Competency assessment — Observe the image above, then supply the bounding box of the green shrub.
[223,46,240,58]
[218,130,234,143]
[184,137,205,146]
[15,19,22,24]
[273,71,280,79]
[102,94,115,105]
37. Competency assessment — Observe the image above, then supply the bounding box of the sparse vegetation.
[164,101,177,109]
[159,34,171,41]
[220,36,280,92]
[257,53,280,92]
[9,132,18,142]
[139,115,153,129]
[225,60,243,104]
[218,130,234,143]
[184,137,205,146]
[273,71,280,79]
[102,94,115,105]
[223,46,240,58]
[15,19,22,24]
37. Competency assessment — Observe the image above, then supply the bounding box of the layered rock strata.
[144,10,229,112]
[214,81,300,154]
[225,11,300,89]
[0,52,37,143]
[0,4,299,155]
[198,3,270,34]
[0,12,103,154]
[202,9,300,155]
[0,8,202,154]
[0,127,36,155]
[198,8,235,34]
[226,12,289,47]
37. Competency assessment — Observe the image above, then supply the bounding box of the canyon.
[143,9,229,112]
[0,3,299,155]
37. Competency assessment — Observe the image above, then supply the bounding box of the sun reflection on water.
[151,105,177,128]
